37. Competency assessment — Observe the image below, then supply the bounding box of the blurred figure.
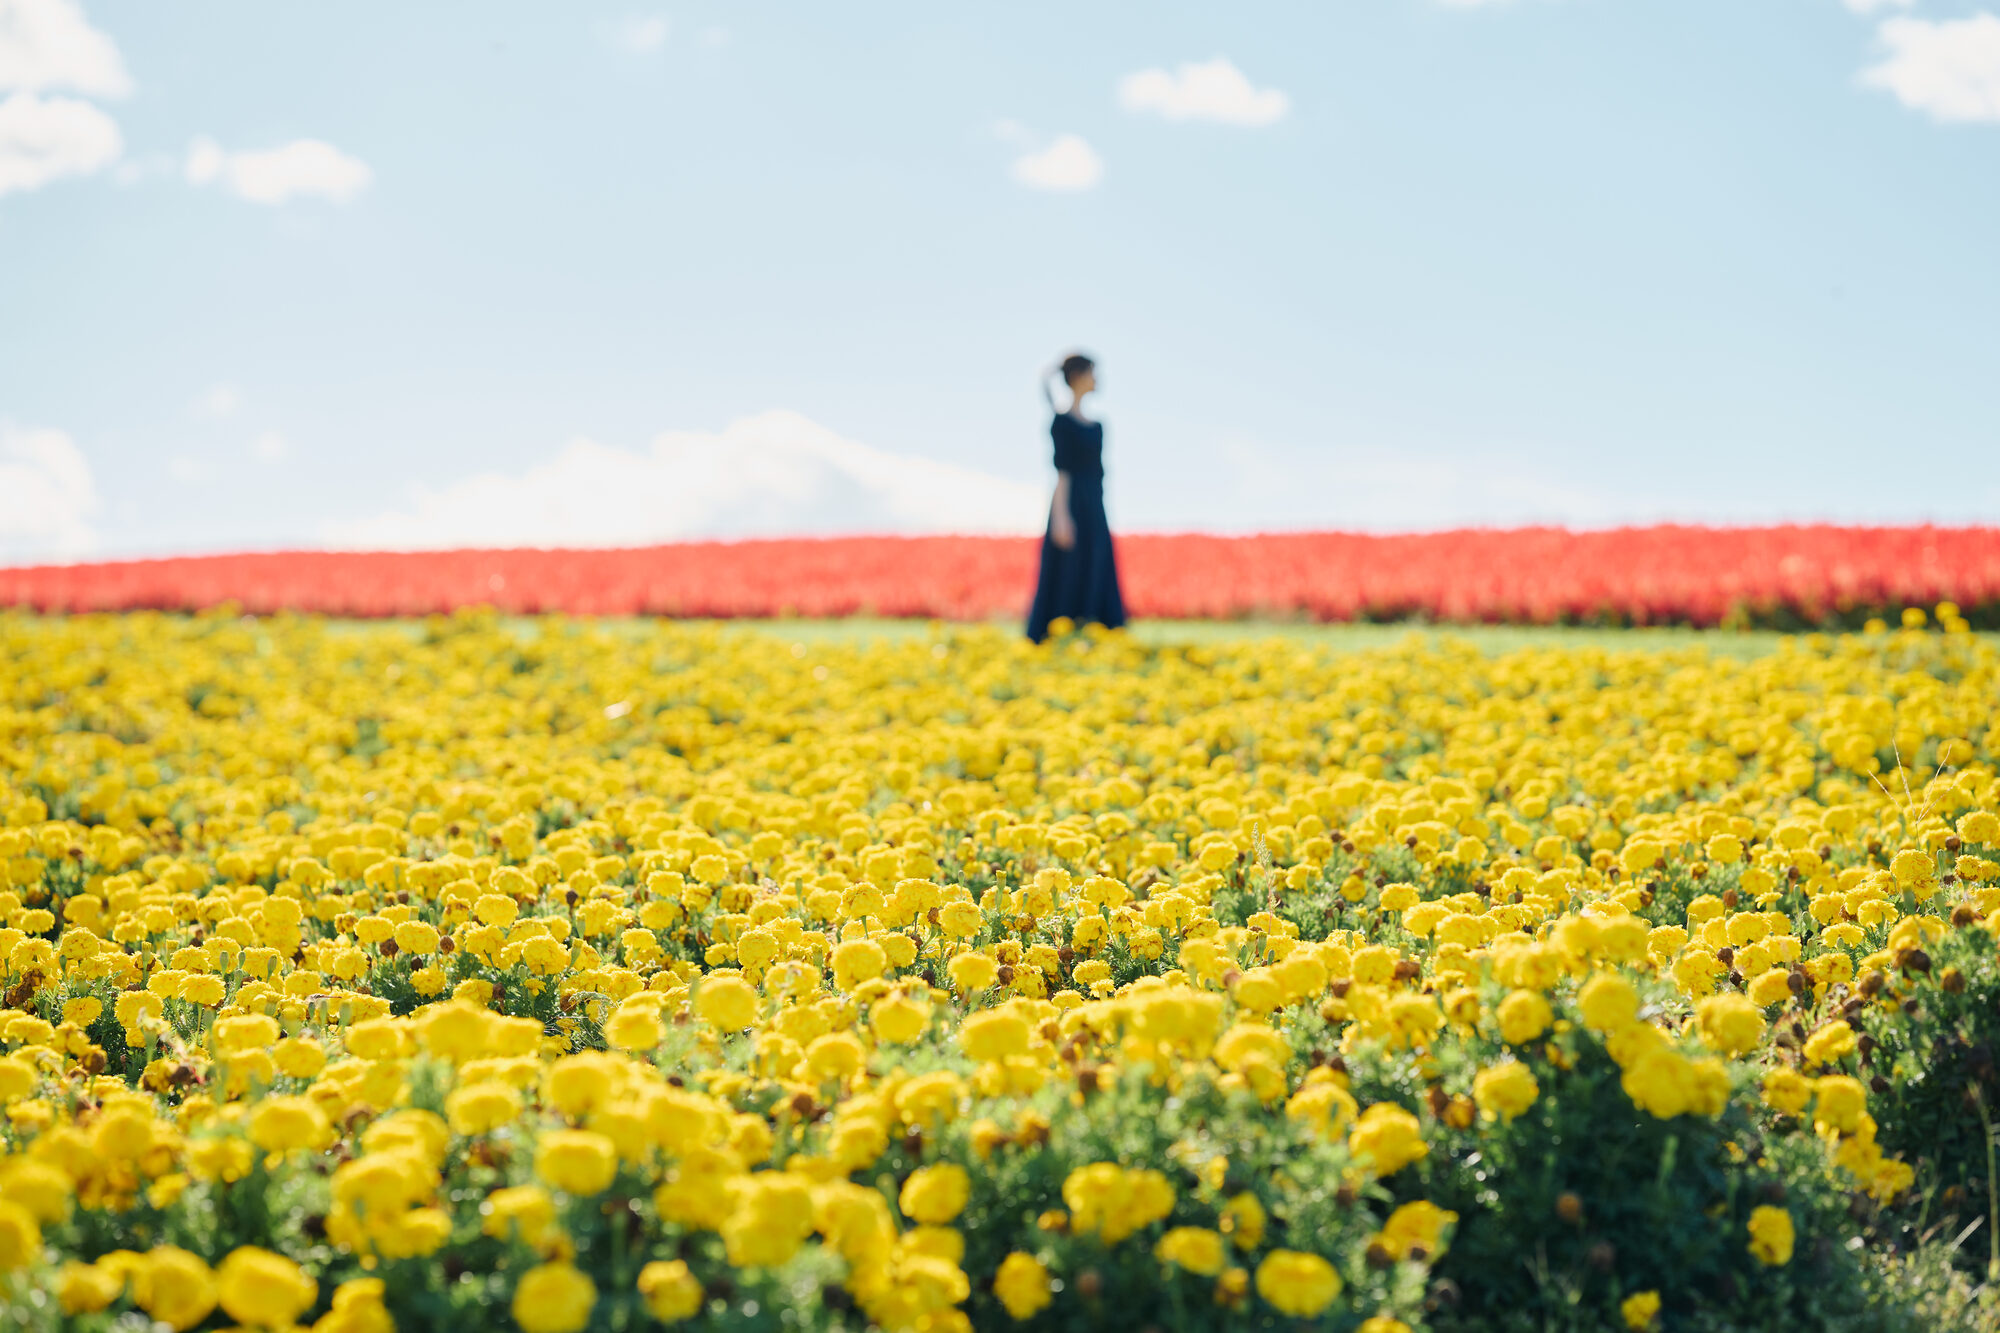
[1027,353,1126,642]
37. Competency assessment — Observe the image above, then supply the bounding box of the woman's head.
[1057,353,1096,400]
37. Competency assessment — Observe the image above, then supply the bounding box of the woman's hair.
[1043,352,1096,410]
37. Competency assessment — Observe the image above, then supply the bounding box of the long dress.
[1026,412,1126,642]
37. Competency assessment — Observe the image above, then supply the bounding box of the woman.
[1027,352,1126,642]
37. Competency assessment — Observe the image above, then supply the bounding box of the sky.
[1,0,1997,563]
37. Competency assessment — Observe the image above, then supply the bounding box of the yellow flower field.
[1,610,1998,1331]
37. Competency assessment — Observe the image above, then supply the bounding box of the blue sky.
[2,0,1997,561]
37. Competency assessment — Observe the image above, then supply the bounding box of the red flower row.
[4,526,1997,626]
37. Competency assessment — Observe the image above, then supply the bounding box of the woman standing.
[1027,353,1126,642]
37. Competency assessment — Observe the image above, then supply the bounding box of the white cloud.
[0,424,97,560]
[167,455,208,483]
[0,0,130,98]
[251,431,288,462]
[603,14,668,53]
[0,89,116,193]
[1863,16,2000,122]
[195,383,241,418]
[1010,133,1102,192]
[186,135,372,204]
[1117,58,1289,127]
[1844,0,1915,13]
[322,409,1047,550]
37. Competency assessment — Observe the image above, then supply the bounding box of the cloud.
[1117,58,1289,127]
[167,455,208,483]
[195,383,241,418]
[251,431,288,462]
[602,14,668,53]
[322,409,1048,550]
[1009,133,1102,192]
[1862,16,2000,123]
[0,89,116,193]
[186,135,372,204]
[1844,0,1915,12]
[0,0,130,97]
[0,424,97,561]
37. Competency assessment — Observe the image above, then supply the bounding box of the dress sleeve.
[1051,416,1079,473]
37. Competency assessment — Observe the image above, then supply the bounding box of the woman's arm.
[1050,472,1076,550]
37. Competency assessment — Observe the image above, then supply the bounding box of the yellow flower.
[448,1081,523,1135]
[1220,1192,1267,1250]
[1621,1289,1662,1328]
[637,1259,703,1322]
[315,1278,394,1333]
[1814,1076,1869,1134]
[0,1199,40,1272]
[993,1252,1053,1321]
[1761,1068,1811,1115]
[483,1185,558,1246]
[512,1261,597,1333]
[1348,1103,1428,1175]
[900,1163,971,1225]
[133,1246,219,1331]
[1804,1022,1858,1065]
[960,1009,1030,1063]
[1254,1249,1342,1317]
[218,1246,318,1329]
[535,1129,619,1195]
[1155,1226,1227,1275]
[1472,1061,1539,1122]
[695,975,758,1031]
[58,1259,125,1313]
[1695,992,1765,1056]
[1496,989,1553,1045]
[1577,972,1639,1033]
[249,1095,334,1155]
[1373,1200,1457,1261]
[1747,1205,1794,1266]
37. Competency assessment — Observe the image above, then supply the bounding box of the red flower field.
[3,525,1997,626]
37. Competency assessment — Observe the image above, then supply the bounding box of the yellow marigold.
[1156,1226,1227,1276]
[637,1259,704,1322]
[1804,1022,1858,1065]
[483,1185,557,1246]
[57,1260,124,1314]
[535,1129,619,1196]
[949,951,1000,992]
[960,1009,1030,1063]
[1375,1199,1457,1260]
[1621,1289,1662,1328]
[695,976,758,1032]
[217,1246,317,1330]
[248,1095,333,1156]
[1761,1068,1812,1116]
[1358,1320,1413,1333]
[448,1081,523,1136]
[132,1246,218,1332]
[1496,989,1553,1045]
[1472,1061,1539,1123]
[0,1199,40,1273]
[1695,992,1765,1056]
[317,1278,394,1333]
[604,1004,665,1052]
[832,937,888,990]
[1813,1075,1869,1135]
[1890,848,1935,887]
[1577,972,1639,1033]
[1746,1205,1794,1266]
[512,1261,597,1333]
[1348,1103,1428,1175]
[1254,1249,1342,1318]
[1220,1191,1267,1250]
[994,1251,1053,1320]
[900,1163,971,1225]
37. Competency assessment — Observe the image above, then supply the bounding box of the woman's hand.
[1050,475,1076,549]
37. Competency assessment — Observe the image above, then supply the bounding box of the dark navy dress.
[1026,413,1126,642]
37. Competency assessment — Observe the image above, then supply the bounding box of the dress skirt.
[1026,476,1126,642]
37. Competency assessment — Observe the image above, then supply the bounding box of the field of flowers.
[6,524,2000,625]
[3,608,2000,1331]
